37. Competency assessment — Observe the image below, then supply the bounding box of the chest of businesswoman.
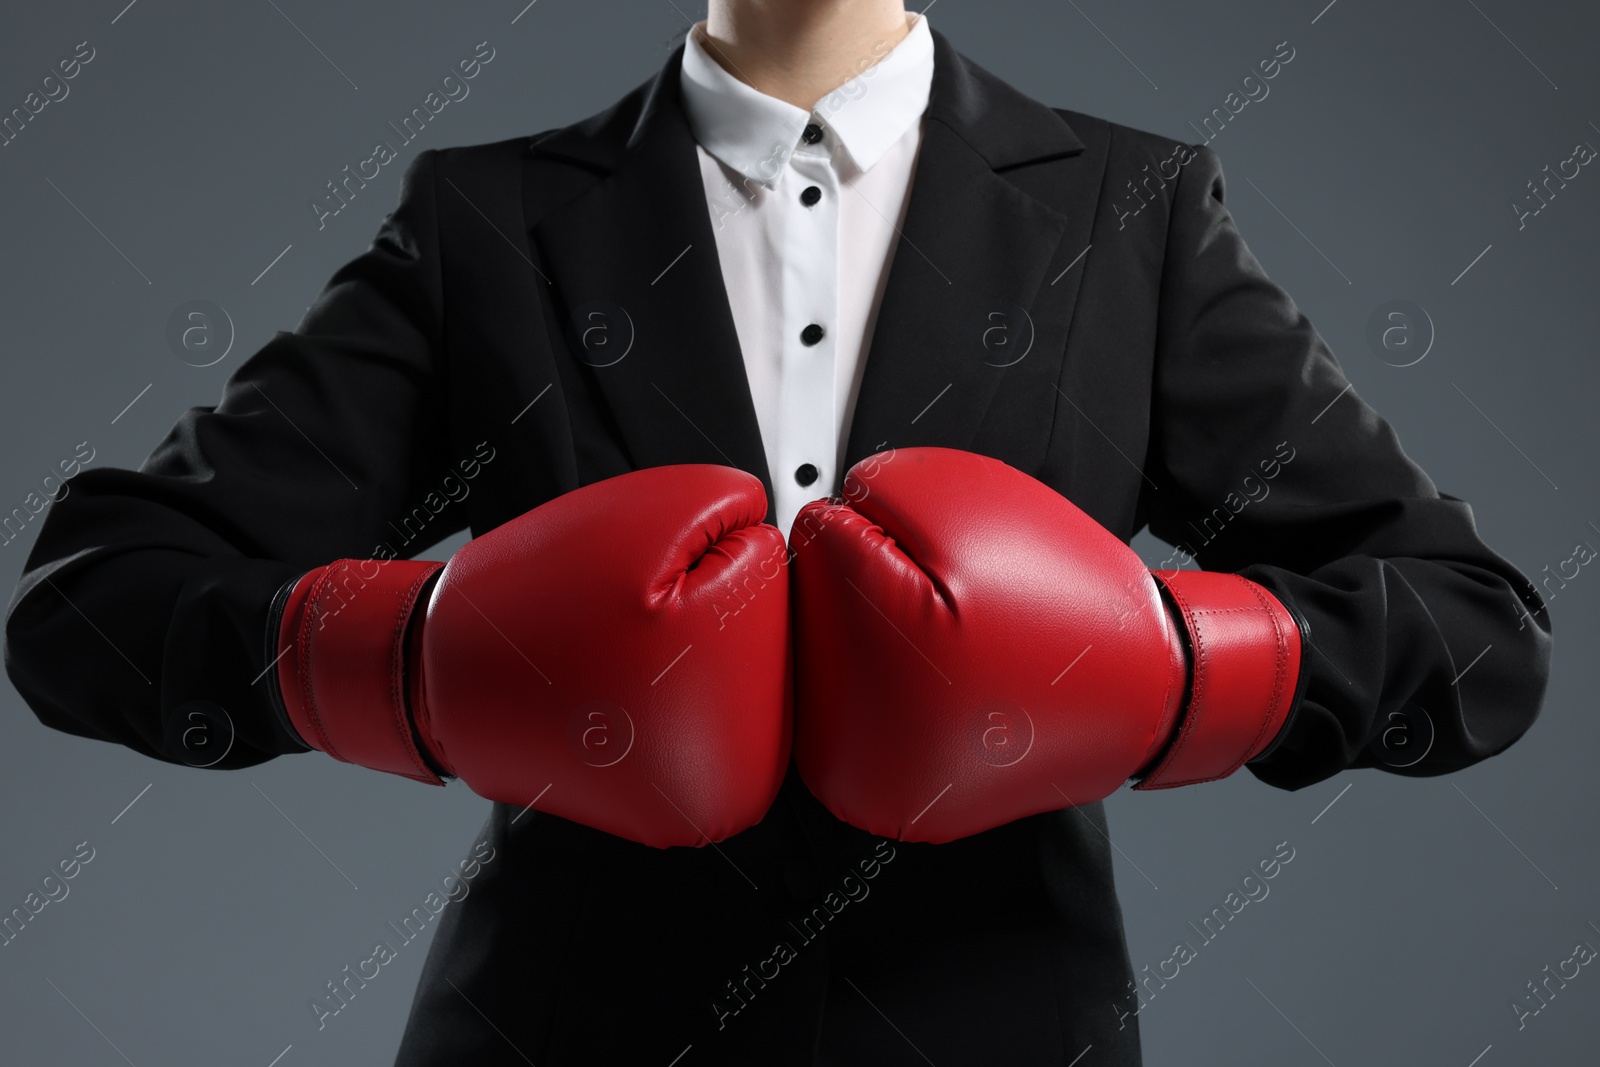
[431,109,1160,552]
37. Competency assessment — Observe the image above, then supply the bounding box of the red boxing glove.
[273,465,792,848]
[789,447,1303,844]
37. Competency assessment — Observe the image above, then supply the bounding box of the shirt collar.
[679,13,934,187]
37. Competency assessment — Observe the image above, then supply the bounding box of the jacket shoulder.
[1050,107,1203,167]
[431,133,554,176]
[424,124,601,228]
[1046,107,1227,237]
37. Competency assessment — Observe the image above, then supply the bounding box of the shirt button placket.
[781,120,838,524]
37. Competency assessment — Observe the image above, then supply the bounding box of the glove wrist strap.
[1133,570,1302,790]
[274,559,447,785]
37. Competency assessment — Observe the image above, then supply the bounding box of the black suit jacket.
[4,26,1552,1067]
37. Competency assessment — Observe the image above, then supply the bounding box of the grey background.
[0,0,1594,1064]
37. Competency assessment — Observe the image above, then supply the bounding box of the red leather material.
[275,558,446,784]
[790,446,1306,843]
[789,447,1187,844]
[1134,570,1302,789]
[420,465,792,849]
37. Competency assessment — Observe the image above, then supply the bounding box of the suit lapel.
[528,54,778,518]
[841,27,1088,474]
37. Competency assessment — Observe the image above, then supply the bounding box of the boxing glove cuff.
[1134,570,1304,789]
[265,574,313,753]
[273,559,446,785]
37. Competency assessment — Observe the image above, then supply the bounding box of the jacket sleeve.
[3,149,463,770]
[1139,142,1553,791]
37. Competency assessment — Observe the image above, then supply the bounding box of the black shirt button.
[800,185,822,207]
[802,123,824,144]
[800,323,825,346]
[794,463,819,487]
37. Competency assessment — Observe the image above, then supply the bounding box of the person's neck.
[698,1,915,111]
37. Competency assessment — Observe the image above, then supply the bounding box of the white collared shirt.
[679,13,934,536]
